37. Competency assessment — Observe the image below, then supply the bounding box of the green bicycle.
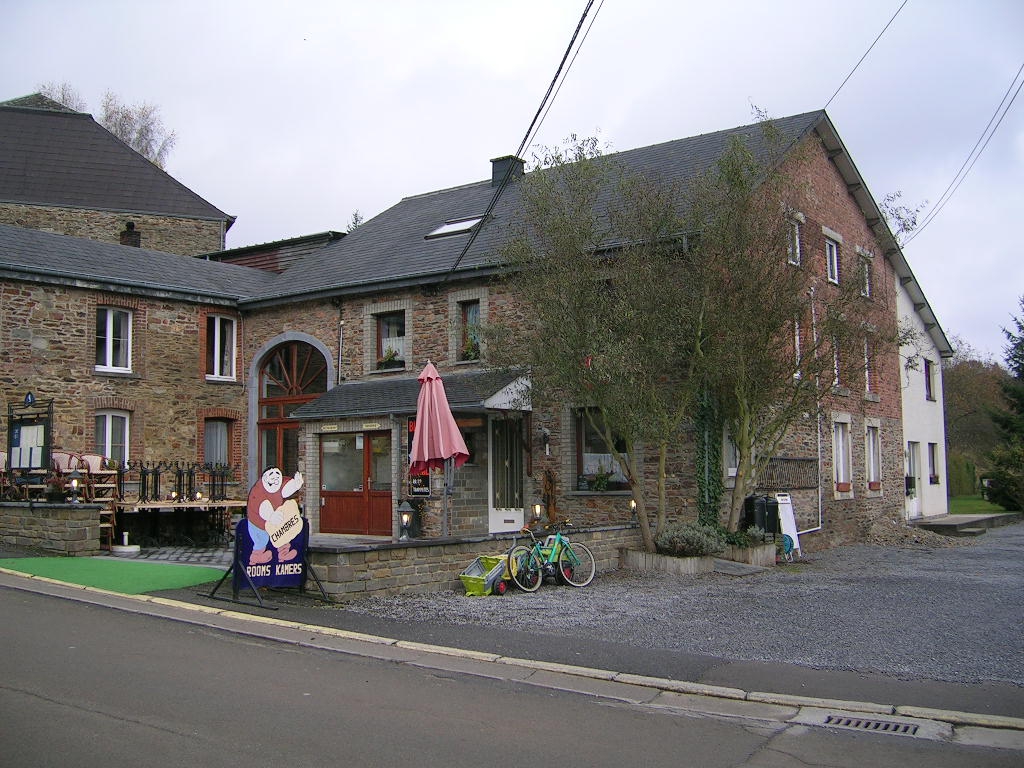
[507,521,596,591]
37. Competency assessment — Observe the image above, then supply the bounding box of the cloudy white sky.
[3,0,1022,360]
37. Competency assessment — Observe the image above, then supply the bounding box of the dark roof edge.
[237,264,504,309]
[200,230,345,259]
[811,112,953,358]
[0,267,241,306]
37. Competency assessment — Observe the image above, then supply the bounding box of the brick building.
[0,110,951,551]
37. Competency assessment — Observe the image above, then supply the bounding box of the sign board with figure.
[208,467,328,607]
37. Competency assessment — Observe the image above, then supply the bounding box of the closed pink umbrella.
[409,362,469,535]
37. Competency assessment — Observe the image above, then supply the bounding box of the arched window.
[257,341,328,474]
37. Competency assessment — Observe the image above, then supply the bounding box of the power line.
[904,60,1024,245]
[824,0,908,110]
[439,0,602,286]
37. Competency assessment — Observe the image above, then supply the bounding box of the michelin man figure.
[246,467,303,566]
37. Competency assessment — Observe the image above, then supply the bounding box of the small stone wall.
[0,501,105,556]
[309,524,641,601]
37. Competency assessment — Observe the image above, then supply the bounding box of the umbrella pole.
[442,457,453,537]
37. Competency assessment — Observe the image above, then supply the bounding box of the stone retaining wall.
[0,502,105,556]
[309,524,641,601]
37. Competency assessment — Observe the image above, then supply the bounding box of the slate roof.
[241,111,827,307]
[0,94,233,227]
[0,105,951,355]
[291,369,524,420]
[0,223,276,303]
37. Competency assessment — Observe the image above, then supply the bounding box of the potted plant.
[376,348,403,370]
[590,466,612,492]
[460,338,480,361]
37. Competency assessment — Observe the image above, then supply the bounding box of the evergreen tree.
[987,297,1024,510]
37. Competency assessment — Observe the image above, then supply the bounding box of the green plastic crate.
[460,555,508,596]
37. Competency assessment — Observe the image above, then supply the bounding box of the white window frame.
[206,314,237,381]
[865,422,882,490]
[793,318,802,378]
[447,287,489,363]
[832,336,841,388]
[928,442,939,483]
[864,337,873,393]
[377,311,406,361]
[95,307,132,373]
[860,256,872,297]
[787,220,802,266]
[204,418,230,465]
[832,414,853,492]
[724,432,739,478]
[95,410,129,466]
[825,238,840,284]
[924,358,936,401]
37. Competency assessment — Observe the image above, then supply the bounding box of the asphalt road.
[3,588,1021,768]
[155,522,1024,720]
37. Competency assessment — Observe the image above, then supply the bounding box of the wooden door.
[320,432,392,535]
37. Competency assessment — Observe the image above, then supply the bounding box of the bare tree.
[38,81,87,111]
[100,91,177,168]
[683,128,901,530]
[37,82,178,168]
[495,118,901,546]
[346,210,364,233]
[493,136,703,552]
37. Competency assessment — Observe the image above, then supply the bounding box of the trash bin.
[742,495,780,534]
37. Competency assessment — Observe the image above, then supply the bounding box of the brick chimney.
[119,221,141,247]
[491,155,525,187]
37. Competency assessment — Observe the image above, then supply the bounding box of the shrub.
[655,522,727,557]
[724,525,766,548]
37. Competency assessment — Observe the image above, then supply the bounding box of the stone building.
[0,109,951,553]
[0,93,233,255]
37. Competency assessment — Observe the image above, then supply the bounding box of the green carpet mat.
[0,557,226,594]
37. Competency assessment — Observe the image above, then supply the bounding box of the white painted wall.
[897,283,949,519]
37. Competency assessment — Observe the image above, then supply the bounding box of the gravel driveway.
[341,523,1024,686]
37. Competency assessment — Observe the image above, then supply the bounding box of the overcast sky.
[3,0,1022,360]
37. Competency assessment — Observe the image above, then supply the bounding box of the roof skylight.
[425,216,483,239]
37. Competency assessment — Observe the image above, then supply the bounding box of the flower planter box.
[621,549,714,576]
[721,543,776,568]
[868,481,881,491]
[835,482,851,493]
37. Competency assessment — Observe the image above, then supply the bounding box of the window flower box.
[835,481,851,493]
[929,474,940,485]
[868,481,881,491]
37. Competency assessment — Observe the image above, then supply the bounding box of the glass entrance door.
[320,431,393,535]
[489,417,524,533]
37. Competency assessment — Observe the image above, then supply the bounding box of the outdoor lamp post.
[399,499,415,540]
[67,469,83,504]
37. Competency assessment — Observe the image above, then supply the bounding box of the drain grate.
[824,715,919,736]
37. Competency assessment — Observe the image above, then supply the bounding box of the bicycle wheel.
[507,545,542,592]
[557,541,595,587]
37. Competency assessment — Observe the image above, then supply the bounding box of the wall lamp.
[398,500,415,540]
